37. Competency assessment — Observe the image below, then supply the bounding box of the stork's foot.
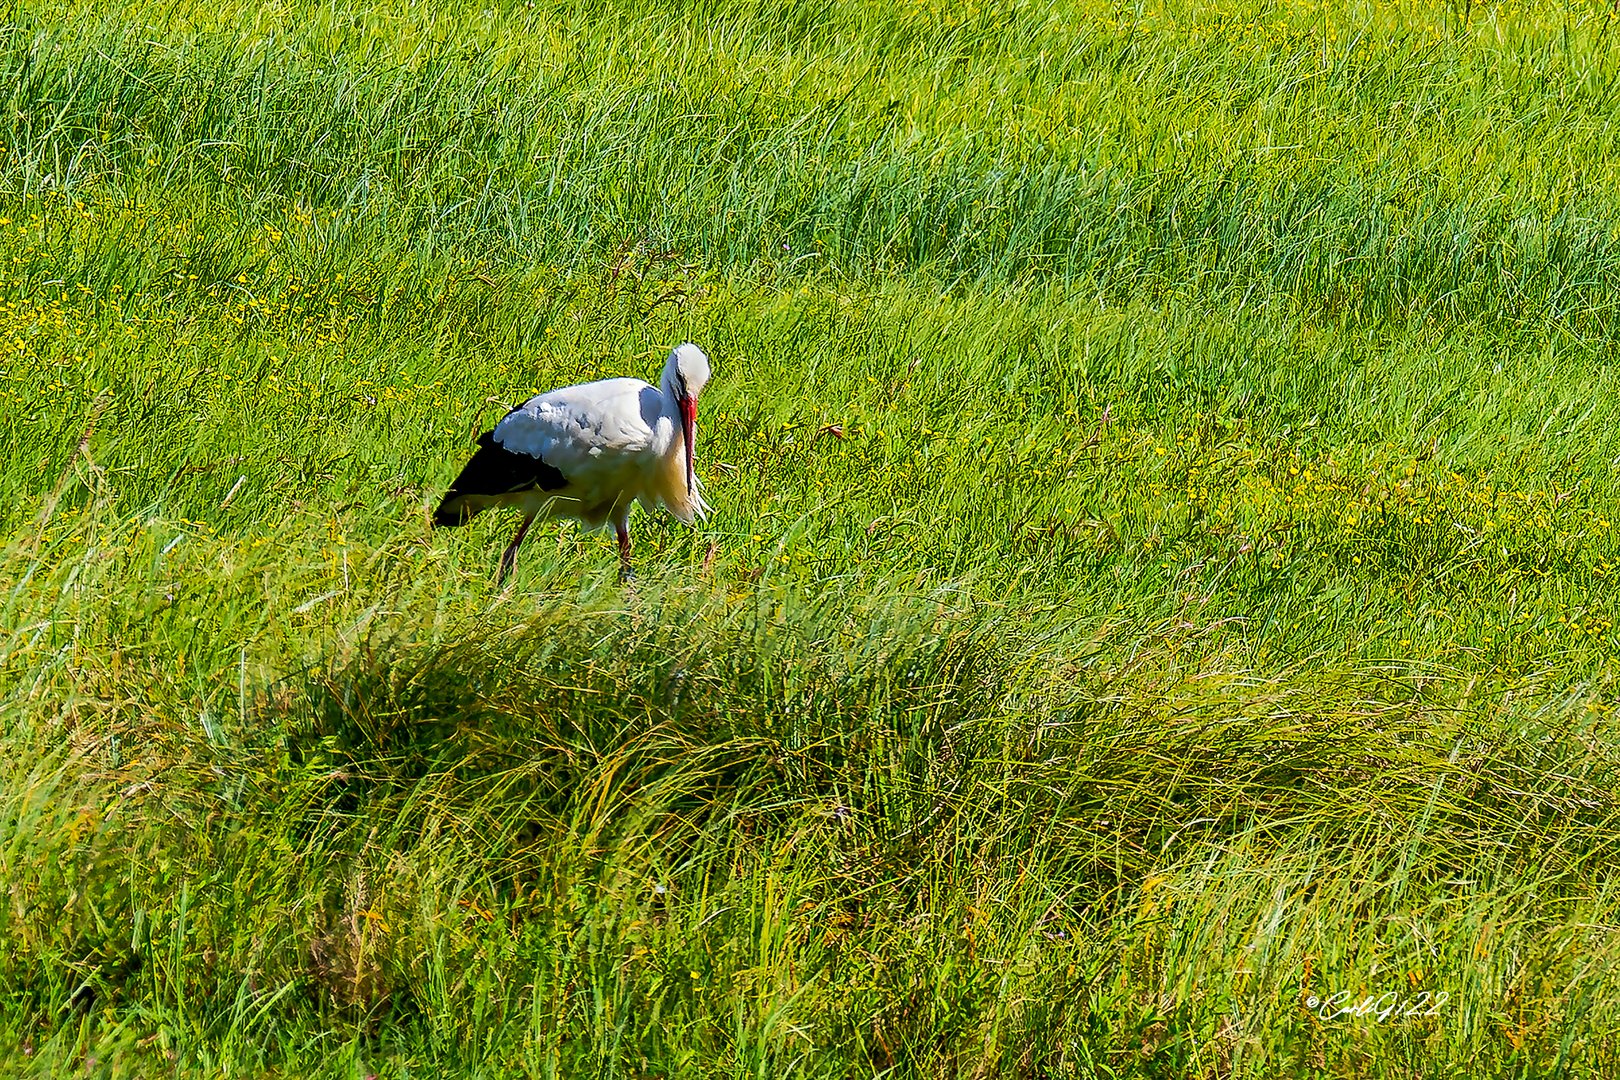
[619,563,636,584]
[496,547,522,589]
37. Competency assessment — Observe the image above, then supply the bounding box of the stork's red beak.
[679,395,698,498]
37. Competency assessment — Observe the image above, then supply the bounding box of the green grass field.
[5,0,1620,1074]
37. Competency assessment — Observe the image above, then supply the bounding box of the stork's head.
[663,343,712,503]
[666,342,711,401]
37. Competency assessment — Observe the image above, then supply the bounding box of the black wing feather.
[433,430,569,526]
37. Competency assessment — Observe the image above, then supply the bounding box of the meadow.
[3,0,1620,1074]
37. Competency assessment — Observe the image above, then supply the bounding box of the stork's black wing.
[433,430,569,526]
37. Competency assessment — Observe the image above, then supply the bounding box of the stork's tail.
[435,435,499,527]
[433,494,479,528]
[434,443,498,527]
[434,477,494,526]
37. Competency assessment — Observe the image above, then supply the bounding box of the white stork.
[434,343,713,583]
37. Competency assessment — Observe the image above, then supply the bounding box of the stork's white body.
[490,376,710,529]
[435,343,714,582]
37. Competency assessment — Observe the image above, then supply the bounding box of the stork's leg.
[497,513,536,586]
[615,519,634,583]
